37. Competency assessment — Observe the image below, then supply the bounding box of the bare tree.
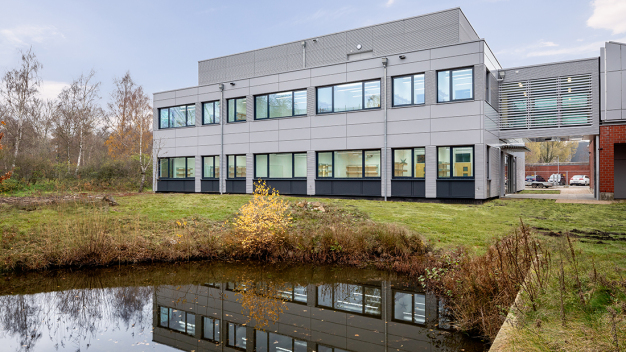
[0,48,42,169]
[106,72,153,191]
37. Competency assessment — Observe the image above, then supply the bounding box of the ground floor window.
[255,152,307,178]
[159,307,195,336]
[393,148,425,178]
[227,322,247,349]
[159,157,195,179]
[227,155,246,178]
[202,156,220,178]
[202,317,220,342]
[437,146,474,178]
[255,330,307,352]
[317,283,382,316]
[392,291,426,324]
[316,150,380,178]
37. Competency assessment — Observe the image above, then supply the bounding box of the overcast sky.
[1,0,625,104]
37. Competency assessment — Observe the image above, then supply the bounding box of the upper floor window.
[159,104,195,129]
[159,157,195,179]
[202,101,220,124]
[317,150,380,178]
[202,317,220,342]
[255,152,307,178]
[255,90,307,119]
[255,330,307,352]
[226,322,246,350]
[437,67,473,103]
[159,307,195,336]
[317,283,382,317]
[437,146,473,178]
[227,97,246,122]
[316,80,380,114]
[393,148,425,178]
[393,291,426,324]
[393,74,425,106]
[202,156,220,179]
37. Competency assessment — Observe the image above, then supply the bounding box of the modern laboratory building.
[153,7,624,200]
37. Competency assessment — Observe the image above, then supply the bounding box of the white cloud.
[0,25,65,47]
[587,0,626,34]
[38,80,70,101]
[539,41,558,47]
[385,0,395,7]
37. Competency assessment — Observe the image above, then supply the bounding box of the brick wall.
[526,163,591,185]
[599,125,626,193]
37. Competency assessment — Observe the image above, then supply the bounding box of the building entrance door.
[615,144,626,199]
[505,154,516,194]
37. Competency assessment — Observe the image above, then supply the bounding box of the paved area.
[503,186,612,204]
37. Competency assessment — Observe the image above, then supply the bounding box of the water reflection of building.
[152,281,458,352]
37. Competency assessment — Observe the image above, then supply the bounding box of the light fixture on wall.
[399,55,406,59]
[230,82,235,86]
[382,57,388,67]
[356,44,362,50]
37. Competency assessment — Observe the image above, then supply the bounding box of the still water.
[0,262,488,352]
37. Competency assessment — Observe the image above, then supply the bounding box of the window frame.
[254,89,307,120]
[202,155,220,179]
[316,79,381,114]
[158,157,195,179]
[436,146,475,179]
[158,104,196,129]
[158,306,196,336]
[391,73,425,107]
[227,97,247,123]
[202,100,221,125]
[315,283,383,318]
[315,150,381,179]
[392,147,426,179]
[254,152,307,179]
[226,322,247,350]
[255,330,307,352]
[390,290,427,325]
[436,67,475,103]
[202,317,221,342]
[227,154,247,179]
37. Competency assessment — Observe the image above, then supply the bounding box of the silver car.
[569,175,589,186]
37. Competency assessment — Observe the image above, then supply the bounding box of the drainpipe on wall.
[382,57,388,201]
[219,83,224,195]
[302,41,306,68]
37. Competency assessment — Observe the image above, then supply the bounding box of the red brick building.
[599,125,626,199]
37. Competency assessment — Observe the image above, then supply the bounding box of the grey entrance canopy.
[490,143,531,153]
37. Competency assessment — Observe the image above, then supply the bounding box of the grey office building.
[153,7,606,200]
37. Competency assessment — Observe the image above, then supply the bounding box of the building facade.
[153,7,612,200]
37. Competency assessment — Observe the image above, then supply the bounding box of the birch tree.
[0,48,42,168]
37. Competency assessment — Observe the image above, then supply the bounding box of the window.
[202,101,220,124]
[203,317,220,342]
[485,70,491,104]
[159,307,196,336]
[437,67,473,102]
[316,150,380,178]
[227,155,246,178]
[276,284,308,303]
[255,153,307,178]
[392,74,425,106]
[202,156,220,178]
[393,292,426,324]
[317,345,349,352]
[227,322,247,350]
[159,157,195,179]
[227,97,247,122]
[255,331,307,352]
[437,146,473,178]
[159,105,196,128]
[316,80,380,114]
[317,284,382,316]
[255,90,307,119]
[393,148,425,178]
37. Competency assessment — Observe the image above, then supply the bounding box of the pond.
[0,262,489,351]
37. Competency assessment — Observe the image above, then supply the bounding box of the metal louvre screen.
[499,74,592,129]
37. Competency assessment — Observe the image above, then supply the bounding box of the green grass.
[519,190,561,194]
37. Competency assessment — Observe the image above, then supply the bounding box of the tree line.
[0,49,153,192]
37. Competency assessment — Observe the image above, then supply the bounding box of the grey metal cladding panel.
[307,87,315,116]
[307,32,347,67]
[474,144,485,199]
[346,27,373,53]
[499,125,599,140]
[606,43,622,72]
[425,71,436,105]
[404,8,459,32]
[425,146,436,198]
[372,20,405,56]
[404,24,459,53]
[474,64,485,102]
[607,71,622,110]
[623,70,626,110]
[501,59,598,82]
[490,74,499,111]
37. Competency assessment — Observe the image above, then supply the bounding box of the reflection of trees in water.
[0,286,153,352]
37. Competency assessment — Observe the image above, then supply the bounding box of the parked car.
[526,175,554,188]
[570,175,590,186]
[525,175,539,186]
[548,173,566,185]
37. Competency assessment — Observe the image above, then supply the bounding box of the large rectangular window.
[316,150,380,178]
[317,284,382,317]
[437,67,473,103]
[392,74,425,106]
[202,317,220,342]
[393,292,426,324]
[202,156,220,179]
[159,104,196,129]
[227,155,246,178]
[255,153,307,179]
[437,146,473,178]
[227,97,247,122]
[202,101,220,124]
[255,330,307,352]
[227,322,247,350]
[316,80,380,114]
[393,148,425,178]
[159,157,195,179]
[255,90,307,119]
[159,307,196,336]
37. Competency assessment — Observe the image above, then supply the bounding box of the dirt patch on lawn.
[534,226,626,243]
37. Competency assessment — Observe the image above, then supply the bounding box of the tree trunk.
[75,124,83,176]
[11,115,23,169]
[139,170,146,193]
